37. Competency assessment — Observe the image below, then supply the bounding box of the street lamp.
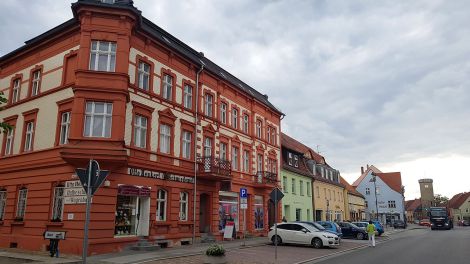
[326,199,330,221]
[370,172,379,221]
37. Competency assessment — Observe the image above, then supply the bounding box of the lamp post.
[326,199,330,221]
[370,173,379,221]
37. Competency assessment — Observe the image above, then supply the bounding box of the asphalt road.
[311,227,470,264]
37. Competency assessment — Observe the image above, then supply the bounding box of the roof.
[0,0,283,116]
[375,172,403,194]
[281,133,325,164]
[352,165,382,187]
[405,199,421,211]
[340,176,364,198]
[448,192,470,209]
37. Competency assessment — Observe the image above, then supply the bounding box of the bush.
[205,244,225,256]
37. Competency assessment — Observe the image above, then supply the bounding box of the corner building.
[0,0,282,255]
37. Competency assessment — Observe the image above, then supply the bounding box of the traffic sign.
[75,160,109,196]
[241,203,248,209]
[270,187,284,203]
[240,198,248,204]
[240,188,248,198]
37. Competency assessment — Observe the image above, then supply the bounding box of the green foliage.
[434,194,449,206]
[0,92,13,134]
[205,244,225,256]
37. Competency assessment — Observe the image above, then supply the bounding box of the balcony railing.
[197,156,232,178]
[255,171,278,185]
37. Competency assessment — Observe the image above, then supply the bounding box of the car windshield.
[350,223,361,228]
[430,210,447,217]
[310,222,326,230]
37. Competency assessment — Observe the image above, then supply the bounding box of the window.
[183,84,193,109]
[179,192,189,221]
[12,78,21,103]
[328,189,331,200]
[293,155,299,168]
[283,176,288,193]
[232,108,238,129]
[101,0,115,3]
[0,191,6,220]
[366,188,370,195]
[220,103,227,124]
[300,181,304,196]
[243,150,249,172]
[89,41,116,72]
[257,154,263,172]
[24,122,34,152]
[268,158,277,173]
[204,137,212,156]
[159,124,171,154]
[134,115,148,148]
[291,179,296,194]
[307,183,311,197]
[182,131,192,159]
[288,152,293,165]
[31,70,41,96]
[333,191,336,201]
[219,142,227,160]
[295,208,301,221]
[256,120,262,138]
[242,114,249,133]
[205,94,213,117]
[388,200,396,208]
[424,184,429,188]
[59,112,71,145]
[316,186,320,198]
[324,188,327,198]
[365,201,368,208]
[231,147,239,170]
[52,186,64,221]
[16,188,28,219]
[84,101,113,138]
[267,126,272,144]
[4,128,14,155]
[156,189,167,221]
[162,74,173,100]
[376,187,380,194]
[137,61,150,90]
[254,196,264,229]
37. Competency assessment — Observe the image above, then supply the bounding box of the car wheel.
[271,235,282,245]
[356,233,364,240]
[312,237,323,249]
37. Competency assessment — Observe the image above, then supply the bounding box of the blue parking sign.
[240,188,247,198]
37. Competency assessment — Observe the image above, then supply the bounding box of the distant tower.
[419,179,434,210]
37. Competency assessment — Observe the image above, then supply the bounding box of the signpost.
[269,187,284,261]
[44,231,66,258]
[75,160,109,264]
[240,188,248,246]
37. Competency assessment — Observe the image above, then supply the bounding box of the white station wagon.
[269,222,340,248]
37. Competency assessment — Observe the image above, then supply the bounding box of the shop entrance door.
[136,196,150,237]
[199,193,210,233]
[268,199,275,228]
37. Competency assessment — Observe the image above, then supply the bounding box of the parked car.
[338,222,368,240]
[298,221,342,238]
[371,221,385,236]
[268,222,340,248]
[462,220,470,226]
[419,219,431,227]
[393,220,406,229]
[316,221,343,238]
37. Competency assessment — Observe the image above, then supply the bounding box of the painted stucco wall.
[313,181,345,221]
[281,169,313,221]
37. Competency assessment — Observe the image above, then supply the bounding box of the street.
[311,227,470,264]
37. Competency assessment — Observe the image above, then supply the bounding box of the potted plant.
[204,244,227,264]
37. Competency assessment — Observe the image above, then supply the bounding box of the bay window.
[89,41,116,72]
[84,101,113,138]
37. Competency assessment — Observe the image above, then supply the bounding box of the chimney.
[366,164,369,169]
[361,166,364,174]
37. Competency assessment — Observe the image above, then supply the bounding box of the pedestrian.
[367,220,376,247]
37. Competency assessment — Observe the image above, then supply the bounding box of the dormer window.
[288,153,293,165]
[293,155,298,168]
[101,0,115,3]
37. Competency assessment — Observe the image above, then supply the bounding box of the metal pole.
[274,190,278,260]
[242,208,246,246]
[82,159,92,264]
[374,177,378,221]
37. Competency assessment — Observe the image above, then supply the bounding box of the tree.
[0,91,13,133]
[434,194,449,207]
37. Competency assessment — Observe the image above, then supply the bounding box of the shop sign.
[127,168,194,183]
[118,185,151,197]
[44,231,66,240]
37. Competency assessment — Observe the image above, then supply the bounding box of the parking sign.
[240,188,247,198]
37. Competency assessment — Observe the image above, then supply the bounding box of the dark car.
[463,220,470,226]
[316,221,343,238]
[299,221,343,238]
[393,220,406,229]
[338,222,368,240]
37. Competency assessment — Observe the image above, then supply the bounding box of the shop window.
[179,192,189,221]
[11,78,21,104]
[115,195,138,236]
[181,130,192,159]
[51,186,64,221]
[23,121,35,152]
[218,194,239,231]
[159,123,171,154]
[31,70,41,96]
[137,61,151,91]
[204,93,213,117]
[183,84,193,109]
[59,112,71,145]
[220,102,227,124]
[254,195,264,230]
[89,41,116,72]
[16,188,28,220]
[232,108,238,129]
[156,189,167,221]
[162,74,173,100]
[84,101,113,138]
[231,146,239,170]
[0,190,6,221]
[134,115,148,148]
[219,142,227,160]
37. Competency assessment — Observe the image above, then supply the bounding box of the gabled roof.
[352,165,382,187]
[448,192,470,209]
[375,172,403,194]
[405,199,421,211]
[0,0,283,116]
[340,176,364,198]
[281,133,325,164]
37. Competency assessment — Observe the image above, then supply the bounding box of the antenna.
[316,145,321,154]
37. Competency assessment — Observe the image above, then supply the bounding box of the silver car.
[269,222,340,248]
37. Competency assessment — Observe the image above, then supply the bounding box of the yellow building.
[313,172,346,221]
[341,176,366,221]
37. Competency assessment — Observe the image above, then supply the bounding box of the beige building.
[341,176,365,221]
[313,177,346,221]
[449,192,470,223]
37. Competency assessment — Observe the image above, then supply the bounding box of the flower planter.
[204,255,227,264]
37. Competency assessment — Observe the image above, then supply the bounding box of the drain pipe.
[193,58,204,245]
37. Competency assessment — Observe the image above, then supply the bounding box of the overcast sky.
[1,0,469,199]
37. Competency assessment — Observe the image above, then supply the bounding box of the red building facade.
[0,0,282,255]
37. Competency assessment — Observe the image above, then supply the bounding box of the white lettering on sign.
[64,196,88,204]
[64,187,86,197]
[127,168,194,183]
[44,231,66,240]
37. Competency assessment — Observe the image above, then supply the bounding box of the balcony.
[255,171,278,187]
[197,156,232,180]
